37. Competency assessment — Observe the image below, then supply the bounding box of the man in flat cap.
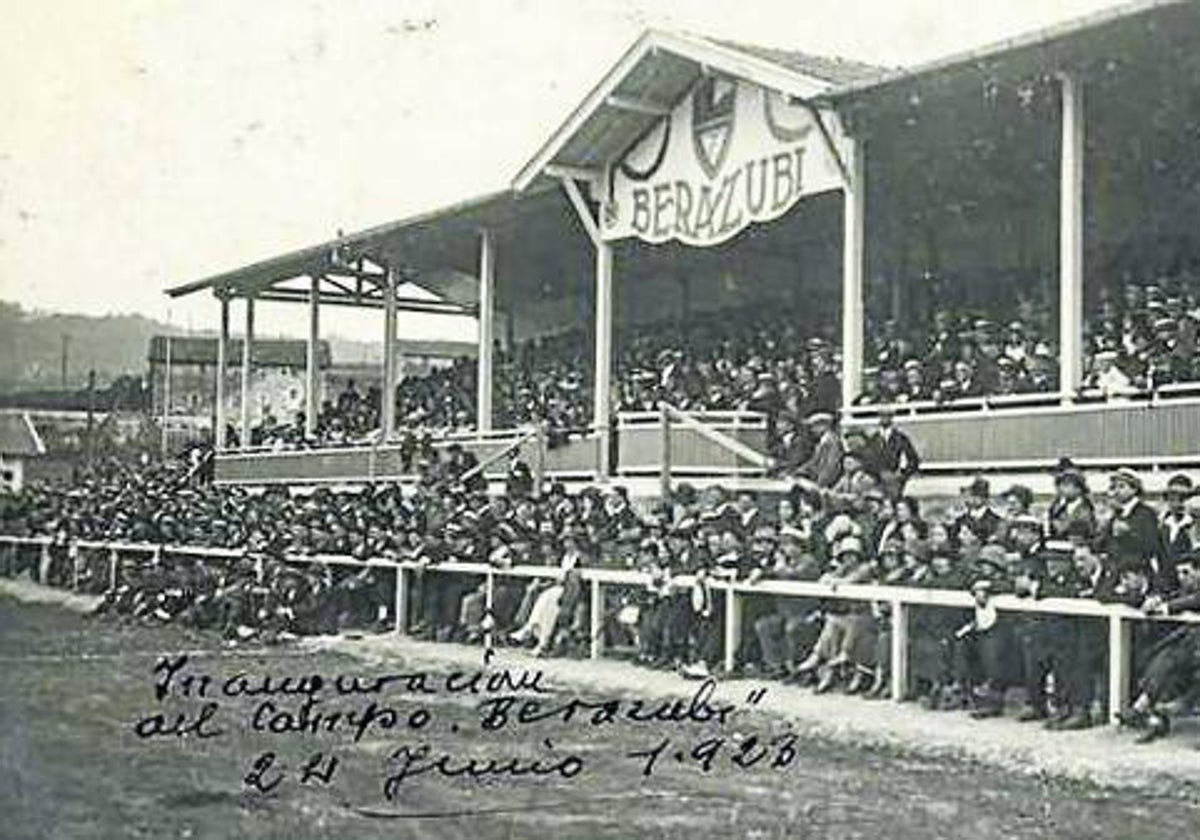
[1101,468,1175,599]
[797,412,843,488]
[1158,473,1196,573]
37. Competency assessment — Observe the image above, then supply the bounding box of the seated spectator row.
[242,269,1200,453]
[3,443,1199,744]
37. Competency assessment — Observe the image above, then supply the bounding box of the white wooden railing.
[4,534,1200,724]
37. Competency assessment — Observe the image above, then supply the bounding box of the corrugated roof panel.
[709,38,885,86]
[558,110,660,170]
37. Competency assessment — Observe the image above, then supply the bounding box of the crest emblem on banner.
[691,75,736,179]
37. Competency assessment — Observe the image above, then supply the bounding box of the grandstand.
[9,5,1200,799]
[158,1,1200,500]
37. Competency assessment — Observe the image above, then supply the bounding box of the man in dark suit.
[954,476,1002,544]
[1158,473,1196,571]
[874,408,921,497]
[1124,554,1200,742]
[797,412,843,488]
[1101,468,1175,598]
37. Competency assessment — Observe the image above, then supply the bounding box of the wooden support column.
[1059,72,1085,399]
[560,175,613,479]
[841,134,865,409]
[239,297,255,451]
[161,336,172,458]
[594,239,614,478]
[381,266,399,439]
[215,296,229,451]
[305,275,320,437]
[476,230,495,432]
[659,403,672,500]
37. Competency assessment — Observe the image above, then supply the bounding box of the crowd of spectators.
[857,271,1200,406]
[3,427,1199,743]
[242,268,1200,455]
[1084,275,1200,396]
[858,288,1060,406]
[249,300,839,451]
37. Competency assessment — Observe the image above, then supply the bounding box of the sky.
[0,0,1122,342]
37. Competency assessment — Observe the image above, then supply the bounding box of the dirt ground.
[3,593,1200,840]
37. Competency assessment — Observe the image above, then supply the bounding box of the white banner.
[602,76,849,247]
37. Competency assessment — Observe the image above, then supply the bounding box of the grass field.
[3,594,1200,840]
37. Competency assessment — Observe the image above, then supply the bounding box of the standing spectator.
[874,409,920,497]
[797,413,843,488]
[1046,465,1096,548]
[1158,474,1196,570]
[1100,468,1175,597]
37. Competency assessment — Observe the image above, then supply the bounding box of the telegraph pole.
[60,334,70,388]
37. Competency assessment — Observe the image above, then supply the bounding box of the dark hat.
[1054,467,1088,493]
[1165,474,1194,496]
[1002,484,1034,509]
[961,476,990,498]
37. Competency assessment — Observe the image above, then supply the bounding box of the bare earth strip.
[4,579,1200,840]
[314,634,1200,791]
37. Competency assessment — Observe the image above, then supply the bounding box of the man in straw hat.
[1101,467,1176,598]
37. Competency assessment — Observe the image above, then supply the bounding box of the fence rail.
[4,534,1199,723]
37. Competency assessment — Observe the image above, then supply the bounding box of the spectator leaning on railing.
[4,443,1200,741]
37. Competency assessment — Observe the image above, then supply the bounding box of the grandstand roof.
[511,28,883,192]
[164,1,1195,307]
[0,413,46,457]
[817,0,1187,103]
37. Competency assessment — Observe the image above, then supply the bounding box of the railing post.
[484,569,496,652]
[393,565,408,635]
[660,403,672,500]
[889,599,910,701]
[38,540,51,585]
[109,548,119,589]
[533,423,547,498]
[723,584,741,673]
[1107,613,1132,724]
[589,578,603,660]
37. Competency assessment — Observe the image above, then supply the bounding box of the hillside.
[0,302,381,393]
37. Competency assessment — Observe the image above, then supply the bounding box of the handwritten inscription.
[132,654,783,807]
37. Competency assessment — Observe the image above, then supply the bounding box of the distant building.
[0,412,46,492]
[147,336,332,428]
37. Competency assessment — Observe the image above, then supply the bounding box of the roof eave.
[511,28,839,193]
[814,0,1185,104]
[165,187,521,300]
